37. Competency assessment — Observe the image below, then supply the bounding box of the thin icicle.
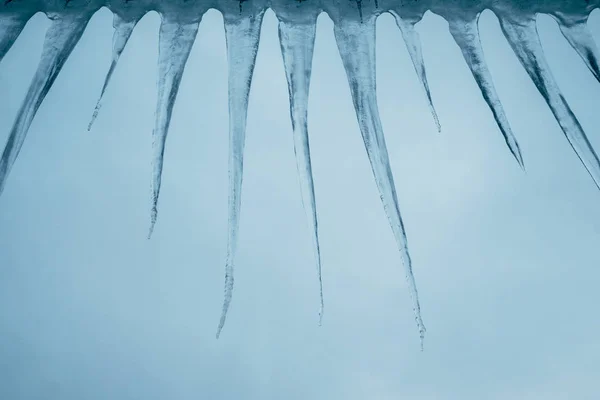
[448,16,524,168]
[553,14,600,83]
[88,14,138,131]
[148,17,199,237]
[0,14,28,64]
[333,17,426,348]
[216,11,264,339]
[392,14,441,132]
[278,18,324,325]
[499,15,600,189]
[0,15,90,196]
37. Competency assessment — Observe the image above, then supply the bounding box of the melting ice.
[2,0,600,346]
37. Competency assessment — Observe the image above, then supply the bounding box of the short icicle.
[553,14,600,83]
[148,17,199,237]
[216,11,265,338]
[333,17,426,348]
[278,17,324,325]
[448,15,524,168]
[88,14,139,131]
[499,15,600,189]
[0,15,91,196]
[0,14,28,63]
[392,14,441,132]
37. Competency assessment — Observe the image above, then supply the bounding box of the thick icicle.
[448,16,524,168]
[148,17,199,237]
[333,17,426,347]
[553,14,600,83]
[0,14,28,64]
[88,14,138,131]
[278,17,324,324]
[216,11,264,339]
[0,15,90,196]
[499,15,600,189]
[392,13,441,132]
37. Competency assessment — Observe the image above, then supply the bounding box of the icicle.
[448,16,524,168]
[0,14,28,64]
[356,0,363,23]
[392,13,441,132]
[0,14,90,196]
[148,17,199,237]
[216,10,265,339]
[553,13,600,84]
[333,17,426,348]
[88,14,139,131]
[498,15,600,189]
[277,17,324,325]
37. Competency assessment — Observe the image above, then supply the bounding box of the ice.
[499,14,600,189]
[0,14,91,196]
[277,15,324,324]
[148,17,200,237]
[391,11,441,133]
[448,15,524,168]
[88,13,139,131]
[553,13,600,83]
[333,16,426,347]
[3,0,600,348]
[0,14,28,64]
[216,9,265,339]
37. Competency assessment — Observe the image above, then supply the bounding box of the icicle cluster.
[2,0,600,347]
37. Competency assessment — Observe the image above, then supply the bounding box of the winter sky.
[1,7,599,400]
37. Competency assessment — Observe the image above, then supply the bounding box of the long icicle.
[553,14,600,83]
[0,15,90,196]
[448,15,524,168]
[88,13,139,131]
[392,14,441,132]
[333,17,426,348]
[499,15,600,189]
[216,11,264,339]
[278,17,324,325]
[148,17,199,237]
[0,14,29,64]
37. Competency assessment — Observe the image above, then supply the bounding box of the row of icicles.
[1,0,600,348]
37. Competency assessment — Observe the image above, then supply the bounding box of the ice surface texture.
[2,0,600,346]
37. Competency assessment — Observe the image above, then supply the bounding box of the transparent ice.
[2,0,600,346]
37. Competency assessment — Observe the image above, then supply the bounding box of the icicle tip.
[318,304,323,327]
[147,206,157,239]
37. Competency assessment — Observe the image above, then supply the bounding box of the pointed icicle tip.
[553,13,600,84]
[333,16,426,345]
[278,17,325,326]
[216,11,265,339]
[448,16,524,169]
[392,13,441,133]
[499,15,600,190]
[88,14,138,131]
[147,204,157,239]
[149,18,199,236]
[0,15,90,198]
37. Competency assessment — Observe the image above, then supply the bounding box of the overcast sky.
[1,7,599,400]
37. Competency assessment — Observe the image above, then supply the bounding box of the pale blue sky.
[1,7,599,399]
